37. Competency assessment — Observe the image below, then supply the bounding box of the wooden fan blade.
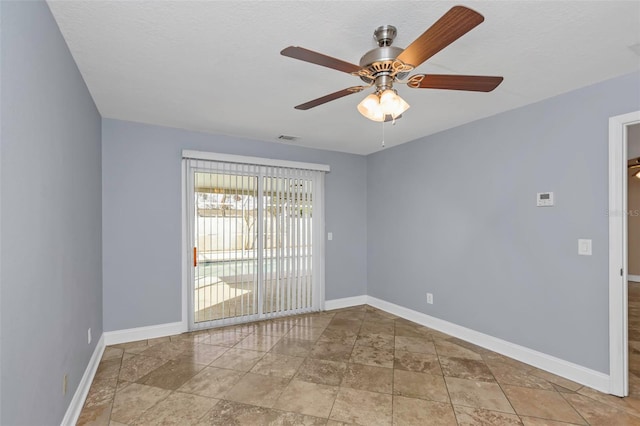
[294,86,366,110]
[407,74,503,92]
[397,6,484,68]
[281,46,361,74]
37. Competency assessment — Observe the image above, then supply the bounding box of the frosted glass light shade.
[357,90,409,122]
[357,93,384,122]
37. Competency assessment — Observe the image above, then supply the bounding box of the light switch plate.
[327,232,333,241]
[578,239,592,256]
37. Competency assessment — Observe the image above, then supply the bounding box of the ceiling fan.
[281,5,503,123]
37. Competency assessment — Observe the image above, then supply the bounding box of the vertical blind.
[184,152,327,330]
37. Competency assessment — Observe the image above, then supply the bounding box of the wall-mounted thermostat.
[536,192,554,207]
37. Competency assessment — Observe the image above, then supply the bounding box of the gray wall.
[0,2,103,424]
[367,71,640,374]
[102,119,367,331]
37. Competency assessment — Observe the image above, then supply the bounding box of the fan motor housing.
[358,25,409,85]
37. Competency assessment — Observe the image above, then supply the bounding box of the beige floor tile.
[360,320,395,335]
[328,318,363,331]
[365,310,397,322]
[296,316,333,328]
[341,363,393,394]
[118,354,167,382]
[528,368,582,392]
[177,366,244,398]
[148,336,172,345]
[131,391,217,425]
[446,338,493,356]
[487,361,555,390]
[274,379,339,418]
[520,417,581,425]
[202,399,326,426]
[102,346,124,361]
[201,400,279,425]
[112,340,150,355]
[308,341,354,362]
[94,359,123,381]
[136,360,205,390]
[502,385,585,424]
[269,337,316,357]
[576,385,640,417]
[453,405,523,425]
[319,328,359,345]
[394,350,442,375]
[270,411,329,425]
[393,396,457,426]
[202,330,249,347]
[355,332,395,350]
[551,384,579,394]
[209,348,265,372]
[435,339,483,360]
[285,325,325,341]
[77,305,640,425]
[482,352,535,372]
[393,369,449,402]
[175,344,228,365]
[330,387,392,425]
[234,334,281,351]
[77,402,112,426]
[139,341,189,360]
[295,358,347,386]
[326,420,357,426]
[394,322,432,339]
[395,335,436,354]
[110,383,171,424]
[225,372,290,408]
[350,345,394,368]
[83,377,118,408]
[445,377,514,413]
[563,392,640,425]
[175,331,208,343]
[333,310,366,321]
[254,321,293,337]
[440,356,495,382]
[250,353,305,378]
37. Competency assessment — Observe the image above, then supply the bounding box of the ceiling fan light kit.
[280,5,504,124]
[357,89,410,122]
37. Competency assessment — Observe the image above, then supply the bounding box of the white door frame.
[609,110,640,396]
[181,151,329,331]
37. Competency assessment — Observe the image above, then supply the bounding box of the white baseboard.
[629,274,640,283]
[61,334,105,426]
[97,297,610,394]
[104,321,186,346]
[325,295,367,311]
[366,296,610,393]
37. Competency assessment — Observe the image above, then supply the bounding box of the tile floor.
[77,304,640,425]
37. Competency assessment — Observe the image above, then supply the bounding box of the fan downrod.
[374,25,397,47]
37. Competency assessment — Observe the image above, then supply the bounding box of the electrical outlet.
[63,374,68,395]
[427,293,434,304]
[88,328,92,344]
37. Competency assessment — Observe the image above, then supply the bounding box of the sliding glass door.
[185,156,324,330]
[192,171,259,323]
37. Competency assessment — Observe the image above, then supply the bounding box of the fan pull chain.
[381,120,385,148]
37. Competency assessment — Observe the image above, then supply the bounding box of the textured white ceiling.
[47,1,640,155]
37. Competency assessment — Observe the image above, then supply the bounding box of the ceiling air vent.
[278,135,299,141]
